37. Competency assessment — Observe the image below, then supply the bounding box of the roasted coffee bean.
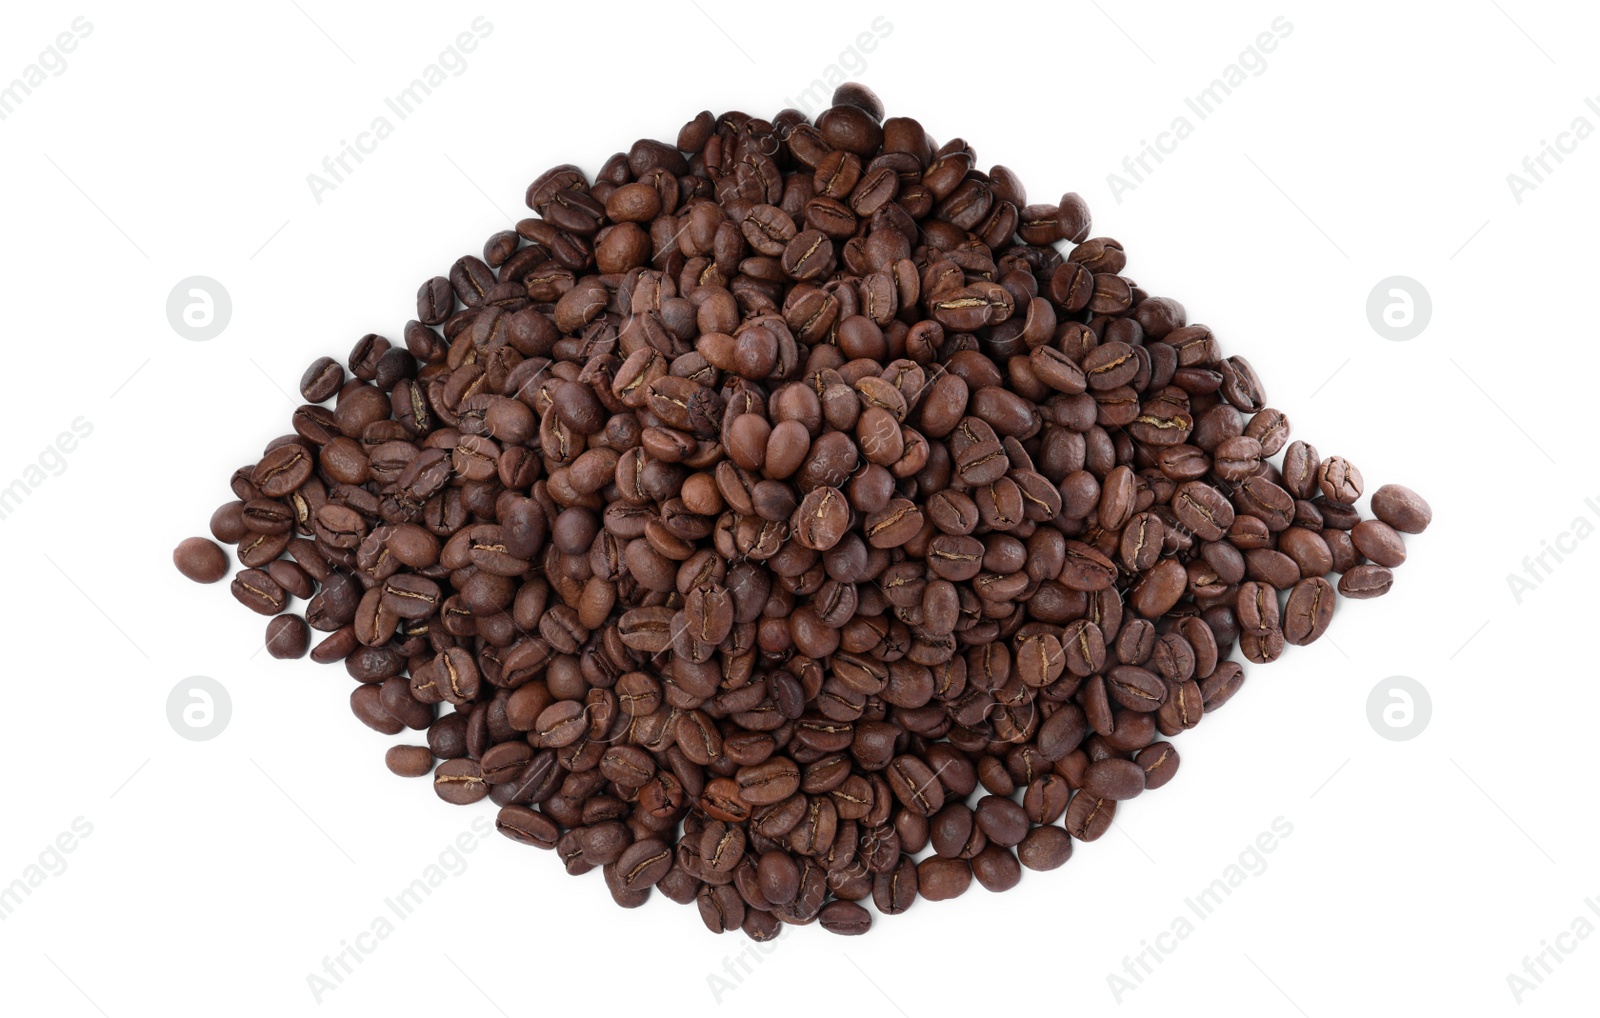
[265,614,311,659]
[230,568,287,615]
[1173,482,1235,542]
[1339,564,1394,599]
[174,537,228,583]
[1370,484,1432,534]
[1083,758,1146,800]
[616,838,674,889]
[1135,742,1180,790]
[433,758,489,804]
[1281,440,1320,499]
[301,356,346,403]
[1318,455,1363,505]
[819,899,873,935]
[736,758,800,807]
[1284,576,1336,645]
[974,795,1029,847]
[1352,519,1407,568]
[1065,792,1116,841]
[1017,826,1073,871]
[917,856,972,901]
[1236,581,1281,637]
[497,805,560,849]
[385,745,434,778]
[970,845,1022,893]
[873,853,919,914]
[252,444,313,497]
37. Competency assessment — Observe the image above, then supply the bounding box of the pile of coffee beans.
[176,83,1429,937]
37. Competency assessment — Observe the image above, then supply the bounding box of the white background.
[2,1,1595,1015]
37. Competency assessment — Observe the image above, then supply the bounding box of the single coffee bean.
[1283,576,1336,646]
[350,684,402,735]
[1065,791,1116,841]
[385,745,434,778]
[736,757,801,807]
[1082,758,1145,800]
[265,614,311,659]
[794,486,851,551]
[970,845,1022,893]
[1317,455,1363,505]
[1136,742,1181,790]
[1370,484,1432,534]
[819,899,873,935]
[251,444,313,498]
[917,856,972,901]
[300,356,345,402]
[1017,825,1073,871]
[433,758,489,804]
[1338,564,1395,599]
[1352,519,1407,568]
[496,805,560,849]
[231,568,287,615]
[174,537,228,583]
[616,838,674,889]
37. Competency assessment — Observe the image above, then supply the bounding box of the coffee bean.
[300,356,345,403]
[1370,484,1432,534]
[174,537,228,583]
[1135,742,1180,790]
[265,614,310,659]
[1065,792,1116,841]
[1338,564,1395,599]
[794,486,851,551]
[496,805,559,849]
[887,755,945,816]
[616,838,674,889]
[971,845,1022,893]
[1017,826,1073,871]
[251,444,313,498]
[1281,440,1319,499]
[1083,758,1145,800]
[1173,482,1235,542]
[1352,519,1407,568]
[433,758,489,804]
[736,757,800,807]
[1318,455,1363,505]
[974,795,1029,846]
[1106,666,1167,712]
[1284,576,1336,645]
[230,568,286,615]
[819,899,873,935]
[385,745,434,778]
[917,856,972,901]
